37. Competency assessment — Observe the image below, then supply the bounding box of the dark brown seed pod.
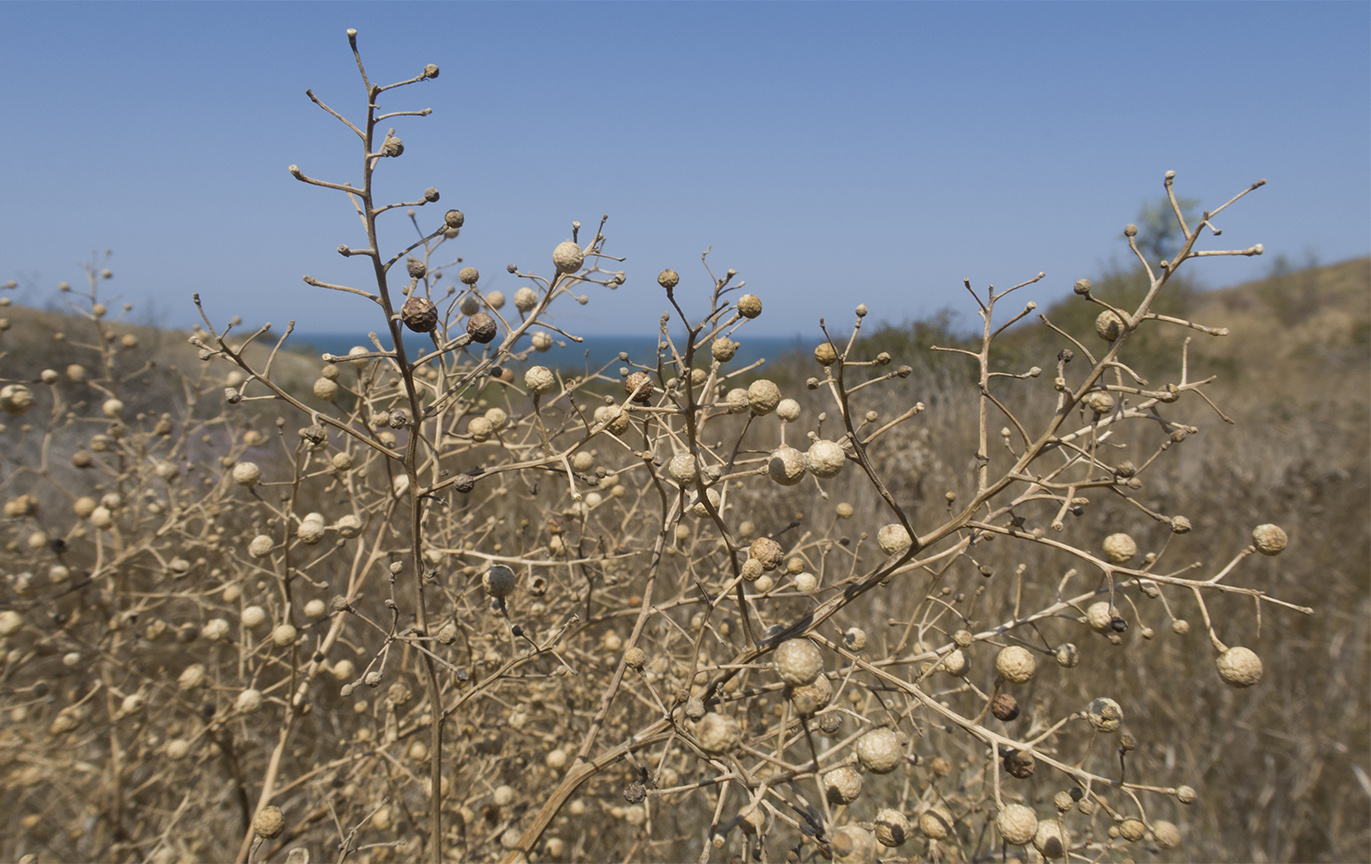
[1002,747,1035,778]
[467,312,497,344]
[991,693,1020,721]
[401,296,438,333]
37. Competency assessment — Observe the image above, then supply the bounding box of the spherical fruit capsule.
[696,711,741,755]
[241,605,268,630]
[271,623,297,648]
[991,693,1020,721]
[467,312,497,344]
[774,638,824,686]
[1033,820,1067,859]
[823,766,862,805]
[748,537,784,571]
[514,287,539,312]
[486,290,506,310]
[1083,390,1115,415]
[553,240,584,274]
[746,379,781,414]
[249,534,274,558]
[165,738,191,760]
[625,371,654,404]
[178,664,206,691]
[1216,646,1262,687]
[623,647,646,670]
[919,805,953,840]
[855,728,902,774]
[458,295,481,316]
[814,342,838,365]
[1055,643,1080,668]
[1152,820,1181,849]
[1086,697,1123,732]
[996,804,1038,846]
[1102,533,1137,564]
[668,453,697,485]
[767,446,806,486]
[793,571,818,592]
[940,649,969,677]
[304,599,328,620]
[996,646,1036,684]
[0,384,35,415]
[401,296,437,333]
[877,523,912,556]
[101,398,124,418]
[806,440,845,479]
[297,520,325,545]
[787,673,832,715]
[737,294,763,319]
[525,366,556,396]
[236,688,263,714]
[231,461,261,487]
[457,266,479,285]
[874,808,910,847]
[0,610,23,637]
[531,330,553,352]
[1095,310,1124,342]
[1119,818,1145,842]
[252,806,285,840]
[657,269,679,289]
[1252,523,1288,556]
[711,337,737,362]
[1085,601,1117,633]
[545,748,569,770]
[483,564,517,598]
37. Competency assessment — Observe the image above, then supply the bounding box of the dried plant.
[0,29,1333,864]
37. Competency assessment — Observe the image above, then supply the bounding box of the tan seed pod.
[874,808,910,847]
[623,647,646,670]
[304,599,327,620]
[774,638,824,686]
[1216,646,1262,687]
[1119,818,1145,842]
[553,240,584,274]
[786,673,832,715]
[271,623,297,648]
[249,534,274,558]
[996,646,1036,684]
[749,537,784,571]
[236,689,263,714]
[767,446,806,486]
[746,379,781,414]
[657,268,679,289]
[1252,523,1288,555]
[241,605,268,630]
[1102,532,1137,564]
[297,520,325,545]
[1095,310,1125,341]
[1085,601,1118,632]
[231,461,261,487]
[1087,697,1123,732]
[696,711,741,755]
[1033,819,1067,859]
[90,506,114,529]
[831,825,875,864]
[178,664,206,691]
[737,294,763,319]
[468,416,494,441]
[668,453,698,485]
[823,766,862,805]
[458,294,481,316]
[711,337,737,362]
[1083,390,1115,414]
[203,618,230,641]
[877,523,912,556]
[814,342,838,365]
[1152,820,1181,848]
[0,384,35,415]
[855,728,902,774]
[991,693,1020,721]
[625,371,654,404]
[400,295,438,333]
[793,571,818,592]
[1055,643,1080,668]
[165,738,191,760]
[1003,747,1035,777]
[525,365,556,396]
[806,440,846,478]
[253,806,285,840]
[335,514,362,538]
[919,805,954,840]
[312,377,339,400]
[996,804,1038,846]
[940,649,969,677]
[0,610,23,637]
[514,287,539,312]
[101,398,124,418]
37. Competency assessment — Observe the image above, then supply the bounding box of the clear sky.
[2,2,1367,339]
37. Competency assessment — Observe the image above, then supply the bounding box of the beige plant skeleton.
[0,28,1317,864]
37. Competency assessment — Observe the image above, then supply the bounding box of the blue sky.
[2,2,1367,339]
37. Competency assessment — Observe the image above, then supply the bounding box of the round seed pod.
[271,623,297,648]
[178,664,206,691]
[73,496,97,518]
[877,523,912,556]
[1216,646,1263,687]
[203,618,230,641]
[655,268,681,289]
[304,599,328,620]
[1152,820,1181,849]
[814,342,838,365]
[1003,747,1035,777]
[249,534,274,558]
[1083,390,1115,415]
[855,728,902,774]
[623,647,646,670]
[0,384,36,415]
[940,649,969,677]
[625,371,654,404]
[767,446,806,486]
[775,398,801,422]
[690,487,721,518]
[456,266,479,285]
[1252,523,1288,555]
[997,804,1038,846]
[1102,533,1137,564]
[165,739,191,760]
[749,537,784,571]
[793,571,818,592]
[458,295,481,316]
[1087,697,1123,732]
[668,453,697,484]
[996,646,1036,684]
[467,312,498,344]
[468,416,494,442]
[737,294,763,319]
[553,240,584,274]
[746,379,781,414]
[919,805,954,840]
[1095,310,1125,342]
[236,689,263,714]
[102,398,124,418]
[724,387,750,414]
[823,766,862,805]
[806,440,846,478]
[1033,820,1067,859]
[775,638,824,686]
[787,673,832,715]
[525,366,556,396]
[485,290,505,310]
[0,610,23,637]
[297,520,325,545]
[514,287,539,312]
[991,694,1020,721]
[1085,601,1117,632]
[1119,818,1145,842]
[444,209,465,229]
[90,506,114,529]
[874,808,910,847]
[697,712,741,755]
[531,330,553,351]
[253,806,285,840]
[406,257,427,279]
[1055,643,1080,668]
[241,605,268,630]
[401,296,437,333]
[483,564,517,598]
[712,337,737,362]
[231,462,261,487]
[831,825,876,864]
